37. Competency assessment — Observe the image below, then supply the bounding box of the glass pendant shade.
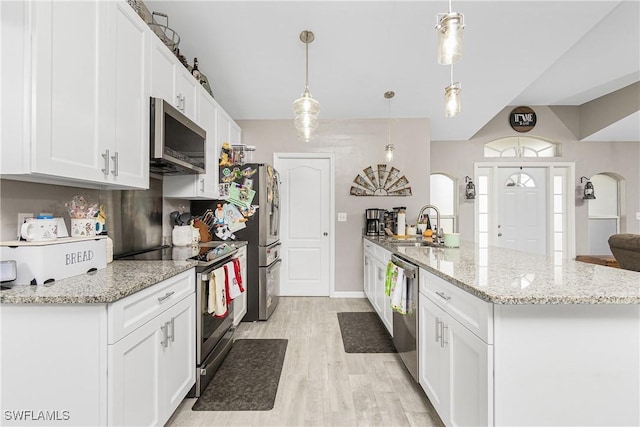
[293,89,320,142]
[385,144,394,163]
[436,12,464,65]
[444,82,462,117]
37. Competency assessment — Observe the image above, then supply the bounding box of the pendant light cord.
[388,97,391,145]
[305,40,309,91]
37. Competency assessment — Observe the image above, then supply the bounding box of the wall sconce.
[464,175,476,199]
[580,176,596,200]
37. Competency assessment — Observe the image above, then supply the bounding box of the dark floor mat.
[337,312,397,353]
[192,339,288,411]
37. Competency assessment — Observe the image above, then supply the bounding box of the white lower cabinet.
[418,268,493,427]
[108,269,195,426]
[0,269,196,427]
[109,295,195,426]
[419,293,492,426]
[363,239,393,335]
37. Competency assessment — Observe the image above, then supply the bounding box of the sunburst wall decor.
[350,164,412,196]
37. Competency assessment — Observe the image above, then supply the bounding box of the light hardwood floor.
[167,297,444,427]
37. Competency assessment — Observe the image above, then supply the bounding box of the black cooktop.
[115,242,240,269]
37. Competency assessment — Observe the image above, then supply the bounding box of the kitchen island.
[365,236,640,427]
[1,260,197,427]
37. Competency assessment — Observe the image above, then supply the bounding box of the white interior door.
[497,167,547,255]
[275,155,333,296]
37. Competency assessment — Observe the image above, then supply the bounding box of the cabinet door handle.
[111,152,119,177]
[441,322,448,348]
[101,149,110,176]
[435,317,441,343]
[200,178,205,193]
[168,318,175,343]
[435,291,451,301]
[157,291,175,303]
[160,324,168,348]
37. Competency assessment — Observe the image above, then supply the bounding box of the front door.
[275,154,333,296]
[497,167,547,255]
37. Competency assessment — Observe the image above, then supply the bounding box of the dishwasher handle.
[391,255,417,279]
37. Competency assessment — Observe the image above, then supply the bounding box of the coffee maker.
[365,209,381,236]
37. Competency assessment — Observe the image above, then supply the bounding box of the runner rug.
[337,312,397,353]
[192,339,288,411]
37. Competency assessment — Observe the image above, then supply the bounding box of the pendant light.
[384,91,395,163]
[444,65,461,117]
[293,30,320,142]
[436,0,465,65]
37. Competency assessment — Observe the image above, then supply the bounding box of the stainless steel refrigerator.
[192,163,281,321]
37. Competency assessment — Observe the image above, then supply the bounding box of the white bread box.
[0,236,107,285]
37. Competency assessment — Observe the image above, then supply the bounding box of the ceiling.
[145,1,640,141]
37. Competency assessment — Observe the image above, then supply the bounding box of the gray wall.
[237,118,430,293]
[431,106,640,254]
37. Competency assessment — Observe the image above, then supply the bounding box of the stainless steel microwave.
[150,97,206,175]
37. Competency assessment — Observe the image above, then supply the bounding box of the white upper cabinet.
[0,0,150,189]
[218,107,242,151]
[149,36,198,121]
[164,87,220,199]
[105,2,150,188]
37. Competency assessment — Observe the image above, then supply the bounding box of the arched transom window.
[505,172,536,188]
[485,136,560,158]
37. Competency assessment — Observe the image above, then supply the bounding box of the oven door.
[259,257,281,320]
[196,270,233,365]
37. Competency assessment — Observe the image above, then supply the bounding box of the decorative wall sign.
[350,164,412,196]
[509,106,537,133]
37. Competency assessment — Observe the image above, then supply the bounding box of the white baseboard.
[330,291,366,298]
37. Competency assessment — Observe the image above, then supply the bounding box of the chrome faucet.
[417,205,443,245]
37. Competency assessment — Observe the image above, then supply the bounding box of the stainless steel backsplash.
[101,177,163,256]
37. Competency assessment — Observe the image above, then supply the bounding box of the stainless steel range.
[189,242,239,397]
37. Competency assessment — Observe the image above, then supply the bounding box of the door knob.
[323,232,328,236]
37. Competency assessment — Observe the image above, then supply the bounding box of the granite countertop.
[366,236,640,305]
[0,260,197,304]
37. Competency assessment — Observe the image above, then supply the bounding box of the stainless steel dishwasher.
[391,254,419,382]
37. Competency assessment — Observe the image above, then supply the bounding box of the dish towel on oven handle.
[225,258,245,300]
[211,267,228,317]
[207,271,216,314]
[390,264,408,314]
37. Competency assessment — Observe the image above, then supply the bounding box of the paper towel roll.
[397,212,406,236]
